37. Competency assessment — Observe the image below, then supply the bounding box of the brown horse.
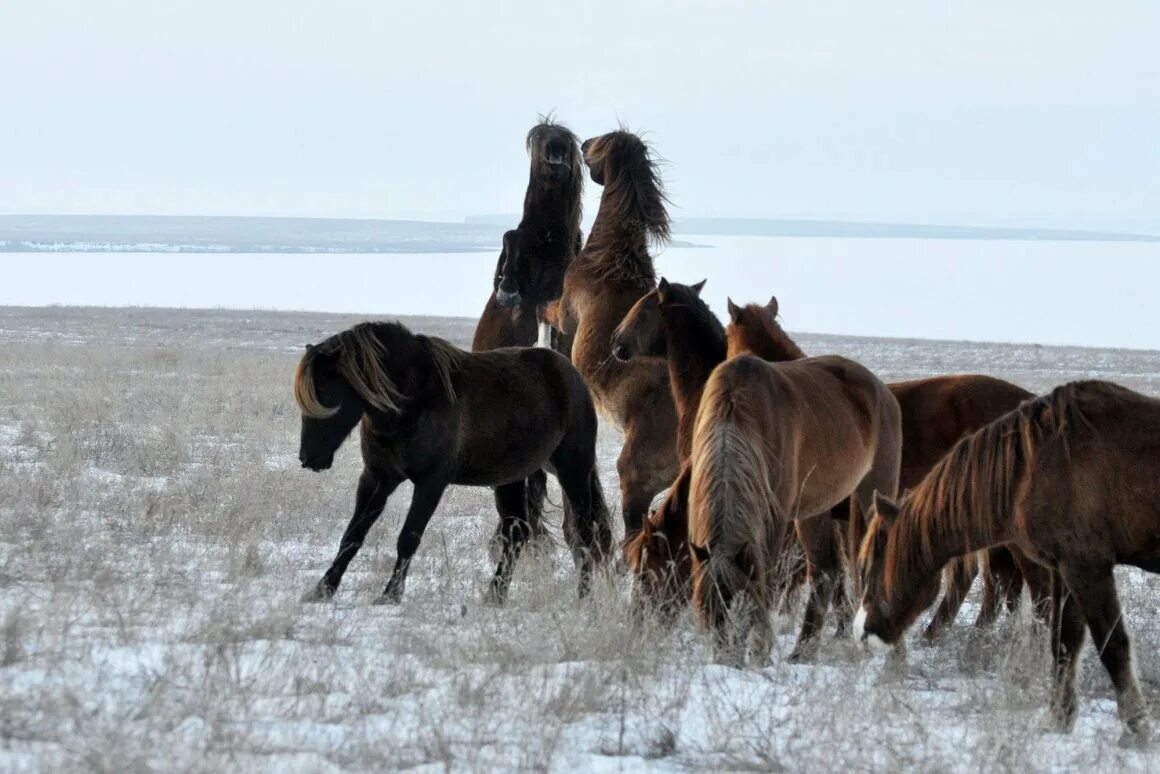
[612,279,807,623]
[471,119,584,558]
[726,297,1049,641]
[554,129,677,537]
[855,380,1160,745]
[688,348,902,666]
[295,321,611,606]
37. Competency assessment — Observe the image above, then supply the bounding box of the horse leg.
[488,469,549,563]
[748,597,774,667]
[618,419,677,539]
[1048,570,1086,734]
[376,478,447,605]
[303,468,400,602]
[924,555,977,642]
[1061,562,1154,745]
[556,463,613,599]
[995,547,1026,615]
[789,515,838,662]
[485,480,531,607]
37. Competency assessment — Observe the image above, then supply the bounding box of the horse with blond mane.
[726,297,1049,641]
[855,380,1160,745]
[294,321,611,605]
[553,129,678,537]
[687,330,903,665]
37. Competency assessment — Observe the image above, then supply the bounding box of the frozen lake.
[4,235,1160,349]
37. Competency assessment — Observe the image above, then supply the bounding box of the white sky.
[2,1,1158,228]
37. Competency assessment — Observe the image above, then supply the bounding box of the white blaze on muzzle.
[853,605,891,652]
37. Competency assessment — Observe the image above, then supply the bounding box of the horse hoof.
[1119,725,1154,749]
[482,584,508,608]
[300,583,335,603]
[373,592,402,606]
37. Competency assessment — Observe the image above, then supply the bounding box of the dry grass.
[1,306,1159,771]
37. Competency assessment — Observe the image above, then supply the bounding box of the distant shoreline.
[1,213,1157,254]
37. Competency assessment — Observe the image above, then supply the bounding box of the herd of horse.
[293,119,1160,745]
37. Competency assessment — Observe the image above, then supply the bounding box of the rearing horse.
[554,130,678,537]
[471,118,584,557]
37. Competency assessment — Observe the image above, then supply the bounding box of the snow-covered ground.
[2,305,1159,772]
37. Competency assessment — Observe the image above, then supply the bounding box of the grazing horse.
[688,349,902,666]
[471,118,584,558]
[554,129,678,537]
[611,279,809,622]
[725,297,1048,642]
[854,381,1160,745]
[295,321,611,605]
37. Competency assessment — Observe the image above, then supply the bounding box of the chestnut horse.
[611,279,811,623]
[725,297,1048,641]
[295,321,611,606]
[855,380,1160,745]
[471,119,584,558]
[554,130,678,537]
[688,348,902,666]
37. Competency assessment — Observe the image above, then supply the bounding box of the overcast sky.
[2,1,1158,228]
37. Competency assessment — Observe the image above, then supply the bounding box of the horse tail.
[689,356,779,629]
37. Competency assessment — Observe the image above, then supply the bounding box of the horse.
[611,279,809,623]
[687,348,902,666]
[725,297,1049,642]
[471,118,584,560]
[553,129,678,537]
[472,118,583,355]
[294,321,612,606]
[854,380,1160,745]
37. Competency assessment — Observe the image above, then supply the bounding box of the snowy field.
[2,304,1160,772]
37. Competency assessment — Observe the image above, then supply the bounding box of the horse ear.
[657,277,670,300]
[873,490,901,526]
[304,344,315,352]
[691,542,711,564]
[726,297,742,322]
[766,296,779,317]
[691,279,707,295]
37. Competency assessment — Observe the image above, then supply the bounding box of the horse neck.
[738,322,806,362]
[584,192,651,261]
[520,175,581,242]
[888,435,1024,594]
[664,314,727,422]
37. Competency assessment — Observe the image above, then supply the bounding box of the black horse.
[295,321,612,605]
[471,118,586,562]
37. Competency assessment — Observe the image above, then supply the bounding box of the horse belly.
[789,454,872,518]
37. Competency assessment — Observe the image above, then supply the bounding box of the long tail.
[689,357,779,624]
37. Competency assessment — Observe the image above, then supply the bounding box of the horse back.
[440,347,592,485]
[889,374,1032,489]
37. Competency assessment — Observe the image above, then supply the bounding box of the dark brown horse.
[725,297,1048,641]
[294,321,611,605]
[612,280,808,624]
[688,347,902,666]
[855,380,1160,745]
[472,118,584,355]
[554,130,678,537]
[471,119,584,558]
